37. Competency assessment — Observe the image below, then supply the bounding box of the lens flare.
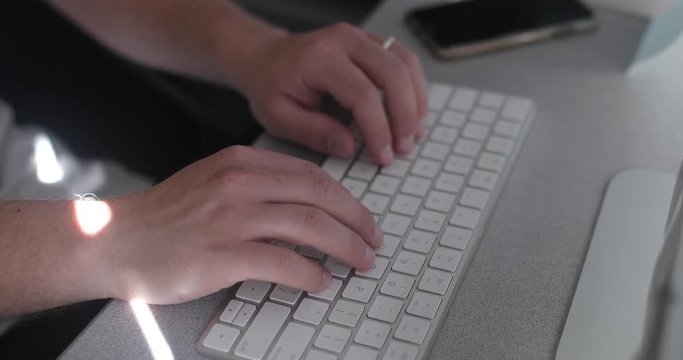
[73,194,112,236]
[33,133,64,184]
[130,299,175,360]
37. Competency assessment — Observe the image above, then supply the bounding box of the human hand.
[237,23,428,166]
[97,146,382,304]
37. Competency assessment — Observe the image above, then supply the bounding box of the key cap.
[219,300,243,323]
[380,159,411,177]
[502,96,532,122]
[424,111,438,128]
[370,175,401,196]
[348,161,378,181]
[414,210,446,233]
[362,193,390,215]
[298,246,326,260]
[203,323,240,353]
[429,247,463,272]
[411,158,441,178]
[486,136,514,155]
[421,142,450,161]
[321,156,353,181]
[380,272,415,299]
[381,213,412,236]
[435,173,465,194]
[453,139,482,158]
[406,292,441,320]
[305,349,337,360]
[342,277,377,303]
[444,155,473,175]
[400,176,431,197]
[494,120,521,138]
[293,298,329,325]
[418,269,453,295]
[462,123,490,141]
[448,87,478,112]
[233,303,257,327]
[356,257,389,280]
[341,178,368,198]
[477,152,506,172]
[355,320,391,349]
[234,302,290,360]
[430,126,459,144]
[270,284,302,305]
[460,187,490,210]
[392,251,426,276]
[329,299,365,327]
[469,170,498,191]
[377,234,401,258]
[439,110,467,128]
[404,229,437,254]
[367,295,404,323]
[236,280,271,303]
[450,206,481,229]
[440,226,472,250]
[390,194,422,216]
[309,278,343,301]
[428,83,452,110]
[479,92,505,109]
[384,341,419,360]
[345,345,378,360]
[267,322,315,360]
[425,190,456,213]
[394,316,431,345]
[324,257,352,278]
[470,107,497,125]
[315,324,351,354]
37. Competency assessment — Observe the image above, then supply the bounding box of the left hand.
[237,23,428,166]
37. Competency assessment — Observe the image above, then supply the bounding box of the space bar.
[234,302,290,360]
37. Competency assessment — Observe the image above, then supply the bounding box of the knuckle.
[312,176,333,198]
[213,166,251,187]
[307,37,337,58]
[298,207,327,231]
[328,22,356,37]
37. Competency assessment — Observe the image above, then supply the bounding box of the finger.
[266,98,357,158]
[246,203,376,270]
[342,32,420,155]
[310,54,394,165]
[231,242,331,291]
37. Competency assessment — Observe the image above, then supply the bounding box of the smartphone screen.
[407,0,594,53]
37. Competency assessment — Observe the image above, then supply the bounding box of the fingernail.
[364,246,376,266]
[321,270,332,287]
[378,144,394,164]
[373,227,384,248]
[399,136,415,154]
[326,136,347,157]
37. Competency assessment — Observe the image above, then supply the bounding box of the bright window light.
[73,194,112,236]
[33,133,64,184]
[130,298,175,360]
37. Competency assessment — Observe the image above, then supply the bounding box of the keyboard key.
[394,316,431,345]
[342,277,377,303]
[219,300,243,323]
[429,247,463,272]
[407,292,441,320]
[309,278,343,302]
[435,173,465,194]
[305,349,337,360]
[270,284,302,305]
[390,194,422,216]
[404,229,437,254]
[502,96,532,122]
[470,107,497,125]
[411,158,441,178]
[494,120,521,138]
[381,159,411,177]
[329,299,365,327]
[430,126,459,144]
[418,269,453,295]
[356,257,389,280]
[469,170,498,191]
[367,295,404,323]
[361,192,390,215]
[462,123,490,141]
[341,178,368,198]
[321,156,353,181]
[348,161,378,181]
[414,210,446,233]
[293,298,329,325]
[448,87,478,112]
[425,190,456,213]
[477,152,506,172]
[444,155,473,175]
[381,213,412,236]
[370,175,401,195]
[460,187,490,210]
[450,206,481,229]
[345,345,378,360]
[424,111,438,128]
[428,83,452,110]
[400,176,431,197]
[267,322,315,360]
[479,92,505,109]
[315,324,351,353]
[392,251,426,276]
[298,246,326,260]
[380,272,415,299]
[203,323,240,353]
[355,320,391,349]
[440,226,472,250]
[453,139,482,158]
[377,235,401,258]
[236,280,271,303]
[486,136,514,155]
[384,340,419,360]
[421,141,450,161]
[439,110,467,128]
[324,257,352,278]
[234,302,290,360]
[233,303,257,327]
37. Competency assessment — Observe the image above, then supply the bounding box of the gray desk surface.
[61,2,683,359]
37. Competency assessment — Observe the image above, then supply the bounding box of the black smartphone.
[406,0,596,60]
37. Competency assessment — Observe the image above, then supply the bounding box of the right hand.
[96,146,382,304]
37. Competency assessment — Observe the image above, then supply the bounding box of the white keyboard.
[197,83,535,360]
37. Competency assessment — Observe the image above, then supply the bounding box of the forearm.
[46,0,285,92]
[0,200,110,317]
